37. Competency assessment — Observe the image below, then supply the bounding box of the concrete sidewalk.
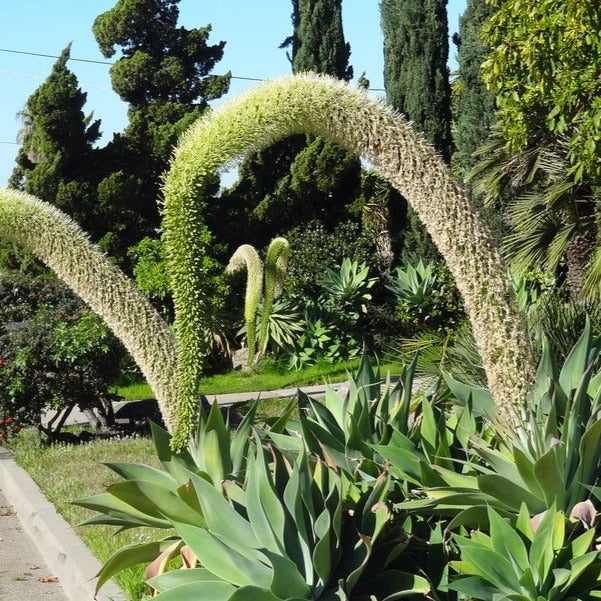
[0,447,127,601]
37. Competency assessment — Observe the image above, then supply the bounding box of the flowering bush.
[0,415,21,445]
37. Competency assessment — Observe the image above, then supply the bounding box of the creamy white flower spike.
[163,74,535,448]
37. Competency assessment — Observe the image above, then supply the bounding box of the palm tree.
[470,127,599,300]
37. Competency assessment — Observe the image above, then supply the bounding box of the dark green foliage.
[219,0,361,255]
[453,0,496,176]
[380,0,453,259]
[282,0,352,80]
[128,236,173,319]
[9,45,102,239]
[381,0,453,162]
[283,220,379,298]
[92,0,230,263]
[388,259,464,335]
[0,273,126,429]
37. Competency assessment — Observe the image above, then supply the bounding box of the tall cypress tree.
[215,0,361,254]
[10,45,101,238]
[453,0,496,176]
[381,0,453,258]
[381,0,452,161]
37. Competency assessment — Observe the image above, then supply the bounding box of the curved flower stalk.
[260,237,289,356]
[163,74,535,447]
[225,244,263,368]
[0,189,178,430]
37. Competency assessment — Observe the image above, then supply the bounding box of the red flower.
[11,427,20,434]
[4,417,13,425]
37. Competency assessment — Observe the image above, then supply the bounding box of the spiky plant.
[260,237,289,356]
[226,244,263,368]
[0,188,178,429]
[163,73,534,448]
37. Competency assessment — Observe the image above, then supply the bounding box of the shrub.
[0,273,127,432]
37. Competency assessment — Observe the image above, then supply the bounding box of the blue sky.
[0,0,466,186]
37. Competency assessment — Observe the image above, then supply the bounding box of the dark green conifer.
[92,0,230,262]
[10,45,101,238]
[380,0,453,258]
[216,0,361,253]
[454,0,496,175]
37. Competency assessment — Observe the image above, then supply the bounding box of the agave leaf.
[230,402,256,478]
[189,473,259,548]
[533,446,565,508]
[303,391,345,443]
[558,318,593,393]
[222,479,247,507]
[150,422,196,484]
[300,417,346,455]
[153,581,238,601]
[456,544,521,592]
[473,444,521,483]
[227,585,283,601]
[487,507,529,572]
[355,570,430,601]
[262,550,311,599]
[568,417,601,509]
[107,480,203,525]
[246,445,287,554]
[282,458,315,587]
[267,397,298,434]
[312,508,334,586]
[74,492,172,528]
[566,527,596,559]
[103,462,177,488]
[443,372,496,419]
[512,448,544,501]
[588,370,601,399]
[371,444,422,485]
[559,552,599,594]
[397,354,418,432]
[202,402,233,480]
[419,397,438,455]
[515,503,535,542]
[445,505,511,533]
[148,568,227,594]
[445,575,505,600]
[95,538,179,594]
[478,474,546,514]
[172,521,272,588]
[528,506,561,586]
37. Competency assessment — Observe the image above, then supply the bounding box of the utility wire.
[0,46,386,91]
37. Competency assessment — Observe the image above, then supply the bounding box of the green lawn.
[9,431,161,600]
[113,357,404,400]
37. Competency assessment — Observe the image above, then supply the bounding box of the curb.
[0,447,127,601]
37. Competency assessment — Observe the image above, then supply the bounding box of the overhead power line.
[0,47,386,91]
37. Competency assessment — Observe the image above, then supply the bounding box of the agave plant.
[75,402,257,592]
[397,320,601,526]
[320,258,376,317]
[449,504,601,601]
[144,445,429,601]
[387,260,438,310]
[269,353,485,504]
[80,411,429,600]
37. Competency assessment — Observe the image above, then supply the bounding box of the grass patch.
[8,430,163,600]
[113,357,404,400]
